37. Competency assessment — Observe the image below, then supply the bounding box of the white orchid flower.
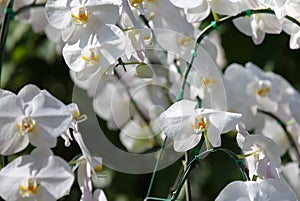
[0,85,72,155]
[215,179,297,201]
[63,25,125,80]
[233,13,282,45]
[45,0,122,43]
[159,100,242,152]
[169,0,247,23]
[0,148,74,201]
[224,62,292,129]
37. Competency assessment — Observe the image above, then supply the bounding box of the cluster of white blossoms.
[1,0,300,200]
[0,85,108,201]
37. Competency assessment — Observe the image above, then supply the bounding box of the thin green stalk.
[168,166,184,197]
[144,197,170,201]
[14,3,45,16]
[212,147,250,181]
[0,1,46,83]
[170,156,199,201]
[170,147,250,201]
[183,152,192,201]
[146,137,168,198]
[0,0,14,86]
[170,136,205,201]
[116,60,141,66]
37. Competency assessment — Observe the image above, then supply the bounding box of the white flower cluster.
[0,85,107,201]
[1,0,300,200]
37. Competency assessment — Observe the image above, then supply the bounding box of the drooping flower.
[236,124,281,180]
[71,130,105,201]
[0,148,74,201]
[233,13,282,45]
[159,100,242,152]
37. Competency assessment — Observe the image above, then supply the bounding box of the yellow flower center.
[178,37,193,47]
[94,165,103,172]
[71,7,89,25]
[130,0,156,7]
[19,178,39,198]
[16,117,36,135]
[130,0,143,7]
[81,48,100,65]
[203,78,218,87]
[190,115,207,134]
[256,80,271,97]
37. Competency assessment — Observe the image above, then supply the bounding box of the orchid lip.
[19,178,39,198]
[16,117,36,135]
[71,6,89,25]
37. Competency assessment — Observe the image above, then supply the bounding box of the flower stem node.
[191,50,197,57]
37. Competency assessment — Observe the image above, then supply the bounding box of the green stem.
[144,197,170,201]
[1,155,8,168]
[170,156,200,201]
[176,8,300,101]
[183,152,192,201]
[170,136,204,201]
[168,166,184,197]
[14,3,45,16]
[176,47,197,101]
[117,60,141,66]
[170,147,250,201]
[203,130,211,150]
[146,137,168,198]
[212,147,250,181]
[0,0,14,86]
